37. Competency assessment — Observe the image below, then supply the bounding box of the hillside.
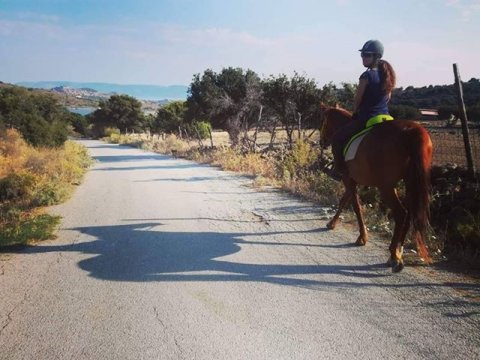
[17,81,189,101]
[0,82,98,108]
[391,78,480,108]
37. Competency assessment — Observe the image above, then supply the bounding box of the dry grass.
[0,129,92,247]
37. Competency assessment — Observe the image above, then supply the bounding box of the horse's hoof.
[386,257,394,267]
[326,220,336,230]
[355,237,367,246]
[392,260,404,273]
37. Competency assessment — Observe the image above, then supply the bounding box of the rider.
[331,39,397,177]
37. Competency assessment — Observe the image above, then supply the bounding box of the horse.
[319,105,433,272]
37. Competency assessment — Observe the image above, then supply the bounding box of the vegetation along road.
[1,140,479,359]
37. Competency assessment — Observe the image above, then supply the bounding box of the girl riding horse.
[332,40,396,178]
[321,40,433,272]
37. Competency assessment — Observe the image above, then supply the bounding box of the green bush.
[0,213,61,247]
[389,105,420,120]
[0,86,70,147]
[279,139,318,179]
[0,131,92,247]
[105,127,121,137]
[33,179,69,206]
[0,172,36,202]
[189,121,212,140]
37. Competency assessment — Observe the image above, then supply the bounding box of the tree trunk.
[297,112,302,141]
[252,105,263,152]
[227,116,241,147]
[208,127,214,148]
[269,120,278,149]
[194,127,204,147]
[286,122,294,149]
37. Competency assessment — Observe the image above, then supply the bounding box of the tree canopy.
[89,94,145,135]
[0,86,70,147]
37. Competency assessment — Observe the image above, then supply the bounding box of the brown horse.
[320,105,433,272]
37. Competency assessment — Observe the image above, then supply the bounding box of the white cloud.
[446,0,480,20]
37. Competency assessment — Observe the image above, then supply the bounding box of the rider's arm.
[353,78,368,113]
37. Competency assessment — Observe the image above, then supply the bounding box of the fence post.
[453,63,476,178]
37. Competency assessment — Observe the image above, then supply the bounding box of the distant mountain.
[16,81,189,101]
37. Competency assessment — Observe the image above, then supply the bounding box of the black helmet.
[359,40,384,58]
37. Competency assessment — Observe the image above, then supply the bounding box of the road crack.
[0,290,29,336]
[153,306,185,359]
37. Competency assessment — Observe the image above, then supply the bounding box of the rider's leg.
[331,119,368,176]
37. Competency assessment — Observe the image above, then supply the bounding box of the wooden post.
[208,127,214,148]
[453,63,476,178]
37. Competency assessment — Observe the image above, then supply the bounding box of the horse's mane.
[320,103,352,123]
[327,106,352,118]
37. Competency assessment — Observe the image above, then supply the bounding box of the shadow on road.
[4,222,389,285]
[3,222,480,317]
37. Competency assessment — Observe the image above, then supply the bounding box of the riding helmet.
[359,40,384,58]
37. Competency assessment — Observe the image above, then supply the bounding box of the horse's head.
[319,105,353,147]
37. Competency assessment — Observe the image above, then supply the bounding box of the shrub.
[105,127,121,137]
[0,172,36,203]
[189,121,212,140]
[0,86,70,147]
[279,139,319,180]
[0,130,92,247]
[0,212,61,247]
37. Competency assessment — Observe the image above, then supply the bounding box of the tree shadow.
[84,144,134,150]
[92,164,202,171]
[134,176,230,183]
[430,298,480,319]
[93,154,171,162]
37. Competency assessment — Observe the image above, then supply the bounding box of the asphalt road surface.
[1,140,479,360]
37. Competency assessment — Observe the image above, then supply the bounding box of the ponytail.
[378,60,396,94]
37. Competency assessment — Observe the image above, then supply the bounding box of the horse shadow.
[10,222,394,288]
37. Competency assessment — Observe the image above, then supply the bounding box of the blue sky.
[1,0,479,87]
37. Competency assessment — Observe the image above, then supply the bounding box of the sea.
[19,81,189,101]
[67,107,97,116]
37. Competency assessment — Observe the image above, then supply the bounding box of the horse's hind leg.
[380,187,408,272]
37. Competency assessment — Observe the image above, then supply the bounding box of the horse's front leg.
[327,176,358,226]
[350,187,368,246]
[327,185,352,230]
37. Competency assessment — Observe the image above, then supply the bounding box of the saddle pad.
[344,133,367,161]
[343,114,394,161]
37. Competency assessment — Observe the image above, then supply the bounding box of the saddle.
[343,114,394,161]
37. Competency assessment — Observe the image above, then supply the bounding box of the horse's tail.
[404,124,433,264]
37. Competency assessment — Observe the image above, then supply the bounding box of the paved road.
[1,140,479,359]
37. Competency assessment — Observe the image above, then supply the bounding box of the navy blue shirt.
[357,68,389,122]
